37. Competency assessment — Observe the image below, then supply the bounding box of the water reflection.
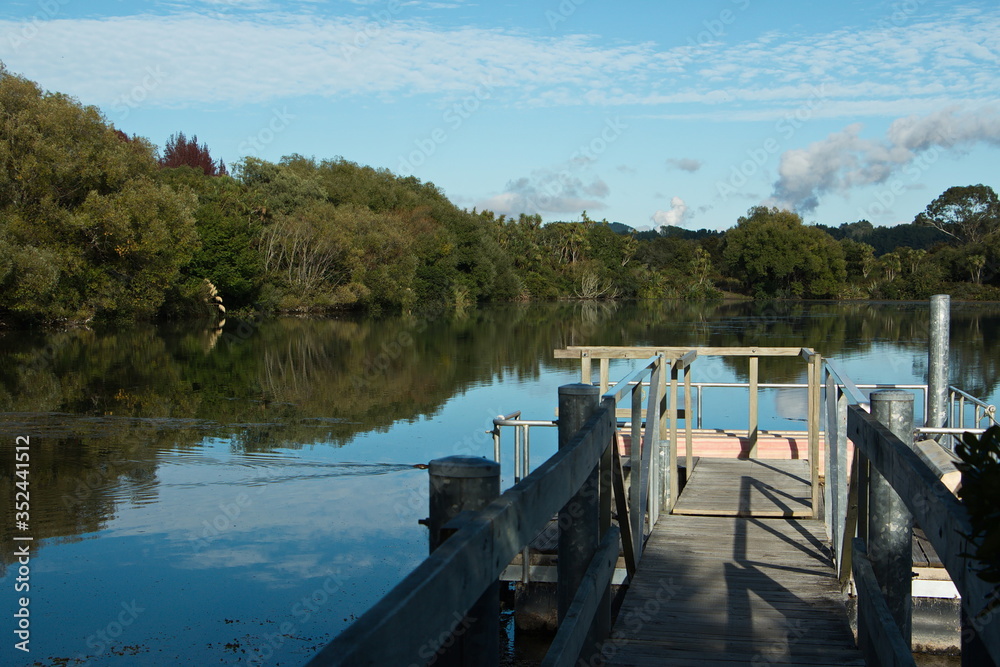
[0,301,996,664]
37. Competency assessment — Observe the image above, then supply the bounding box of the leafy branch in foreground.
[955,425,1000,612]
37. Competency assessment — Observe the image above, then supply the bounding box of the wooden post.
[668,361,680,510]
[658,360,669,512]
[825,372,850,567]
[599,358,610,395]
[597,395,614,649]
[868,389,915,647]
[427,456,501,667]
[684,362,694,480]
[557,383,602,663]
[824,370,837,542]
[748,355,759,458]
[809,354,822,519]
[630,379,643,560]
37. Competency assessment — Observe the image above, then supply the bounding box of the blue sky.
[1,0,998,231]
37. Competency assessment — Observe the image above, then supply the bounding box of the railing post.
[748,355,759,458]
[868,389,915,647]
[809,353,822,519]
[927,294,950,434]
[658,359,669,513]
[630,378,643,556]
[668,360,680,511]
[557,383,603,662]
[830,378,849,567]
[824,370,837,544]
[683,362,694,483]
[427,456,501,667]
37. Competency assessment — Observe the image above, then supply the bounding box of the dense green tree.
[722,207,846,298]
[0,67,197,324]
[915,184,1000,246]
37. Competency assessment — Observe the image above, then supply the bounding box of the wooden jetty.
[305,337,1000,667]
[604,454,859,665]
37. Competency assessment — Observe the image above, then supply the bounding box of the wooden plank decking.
[606,458,863,666]
[672,458,813,518]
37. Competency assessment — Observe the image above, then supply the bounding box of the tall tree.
[0,67,198,323]
[915,184,1000,246]
[722,206,846,298]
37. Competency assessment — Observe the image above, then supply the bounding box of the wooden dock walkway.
[310,341,1000,667]
[671,458,813,518]
[607,458,863,666]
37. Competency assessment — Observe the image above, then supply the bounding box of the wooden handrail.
[309,360,667,666]
[847,404,1000,664]
[305,403,616,666]
[555,345,813,359]
[852,538,917,667]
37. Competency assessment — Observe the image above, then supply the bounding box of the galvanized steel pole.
[927,294,950,432]
[868,389,914,647]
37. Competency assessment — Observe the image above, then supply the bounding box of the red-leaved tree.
[159,132,227,176]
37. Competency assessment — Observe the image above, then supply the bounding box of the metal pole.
[557,383,602,663]
[927,294,950,431]
[868,389,914,647]
[427,456,501,667]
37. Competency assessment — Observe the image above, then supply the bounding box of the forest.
[2,66,999,326]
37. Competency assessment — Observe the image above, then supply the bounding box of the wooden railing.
[554,346,823,517]
[824,360,1000,667]
[304,357,667,667]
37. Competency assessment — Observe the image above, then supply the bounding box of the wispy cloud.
[770,106,1000,212]
[0,7,995,116]
[477,169,610,216]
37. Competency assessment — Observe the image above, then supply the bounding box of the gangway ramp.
[607,458,862,666]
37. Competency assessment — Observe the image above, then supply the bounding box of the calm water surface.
[1,301,998,665]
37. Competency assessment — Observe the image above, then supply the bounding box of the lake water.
[1,300,998,666]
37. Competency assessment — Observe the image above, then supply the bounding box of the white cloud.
[771,106,1000,212]
[477,170,610,216]
[0,7,995,115]
[651,196,688,227]
[0,13,653,109]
